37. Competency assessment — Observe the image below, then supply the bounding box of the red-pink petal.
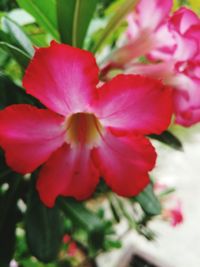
[92,131,156,196]
[0,104,65,173]
[93,75,172,135]
[37,144,99,207]
[23,41,99,116]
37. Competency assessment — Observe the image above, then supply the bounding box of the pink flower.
[105,5,200,126]
[63,234,71,244]
[126,4,200,63]
[62,234,78,257]
[163,200,184,227]
[67,242,78,257]
[0,42,172,207]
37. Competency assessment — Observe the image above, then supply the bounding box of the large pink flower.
[0,42,172,207]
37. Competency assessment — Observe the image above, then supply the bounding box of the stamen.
[65,113,104,148]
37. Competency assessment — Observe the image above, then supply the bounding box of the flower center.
[65,113,104,148]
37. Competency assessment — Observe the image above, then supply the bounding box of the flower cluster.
[103,0,200,126]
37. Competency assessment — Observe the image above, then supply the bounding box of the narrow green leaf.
[16,0,59,40]
[0,41,30,68]
[25,188,63,263]
[2,16,34,56]
[91,0,138,53]
[57,0,98,48]
[149,130,183,151]
[108,195,121,223]
[134,184,161,216]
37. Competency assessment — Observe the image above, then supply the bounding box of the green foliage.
[91,0,137,53]
[58,198,106,254]
[57,0,98,48]
[0,72,39,108]
[0,174,21,266]
[149,131,183,151]
[16,0,59,40]
[0,42,30,68]
[25,186,63,263]
[2,16,34,56]
[134,184,162,216]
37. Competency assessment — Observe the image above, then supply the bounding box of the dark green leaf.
[0,149,11,182]
[25,188,63,263]
[57,0,98,48]
[2,16,34,56]
[0,72,39,108]
[58,198,105,250]
[0,210,17,267]
[134,184,161,216]
[0,41,30,68]
[149,130,183,151]
[0,29,13,43]
[0,174,21,266]
[16,0,59,40]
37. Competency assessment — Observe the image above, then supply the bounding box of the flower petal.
[0,104,65,173]
[185,24,200,61]
[92,131,156,196]
[94,75,172,135]
[173,80,200,126]
[136,0,172,30]
[37,144,99,207]
[23,41,99,116]
[169,7,199,61]
[170,7,199,35]
[148,24,176,61]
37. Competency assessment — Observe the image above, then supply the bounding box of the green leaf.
[149,130,183,151]
[25,187,63,263]
[57,0,98,48]
[2,16,34,56]
[91,0,137,53]
[58,198,105,251]
[0,149,11,182]
[108,195,121,223]
[0,41,30,68]
[0,29,12,43]
[16,0,59,40]
[0,72,38,108]
[134,184,161,216]
[0,174,21,266]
